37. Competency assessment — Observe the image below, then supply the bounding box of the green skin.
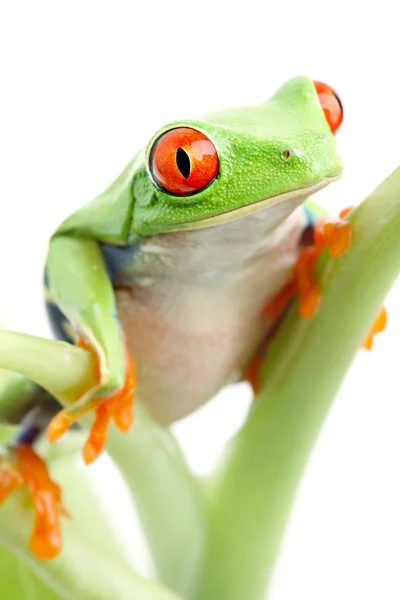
[0,75,342,427]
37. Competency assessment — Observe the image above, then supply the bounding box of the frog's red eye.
[313,81,343,134]
[149,127,219,196]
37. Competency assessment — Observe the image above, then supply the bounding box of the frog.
[0,75,384,560]
[43,76,345,435]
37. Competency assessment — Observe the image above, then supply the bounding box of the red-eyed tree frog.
[0,76,386,561]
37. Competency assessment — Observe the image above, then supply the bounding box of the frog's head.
[131,76,343,235]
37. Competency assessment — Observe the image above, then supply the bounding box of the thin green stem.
[0,332,97,406]
[192,167,400,600]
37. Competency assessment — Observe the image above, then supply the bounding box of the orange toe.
[82,350,136,465]
[0,445,68,560]
[339,206,354,219]
[299,284,322,319]
[364,307,387,350]
[314,212,353,258]
[294,246,321,319]
[262,280,298,319]
[47,337,136,465]
[296,208,353,319]
[48,411,77,444]
[48,400,97,444]
[82,406,111,465]
[0,460,24,502]
[327,220,353,258]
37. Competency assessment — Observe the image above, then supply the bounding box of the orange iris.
[149,127,219,196]
[313,80,343,134]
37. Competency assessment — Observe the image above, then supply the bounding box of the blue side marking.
[303,203,320,227]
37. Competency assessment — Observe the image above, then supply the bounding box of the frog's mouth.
[175,174,341,232]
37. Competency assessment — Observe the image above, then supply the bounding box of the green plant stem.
[192,168,400,600]
[0,544,63,600]
[106,404,205,597]
[0,339,206,595]
[0,370,39,423]
[0,332,97,406]
[0,434,182,600]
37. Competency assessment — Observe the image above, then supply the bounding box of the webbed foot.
[297,207,353,317]
[48,339,136,464]
[0,445,68,559]
[264,207,354,321]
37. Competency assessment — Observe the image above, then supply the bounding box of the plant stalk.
[192,168,400,600]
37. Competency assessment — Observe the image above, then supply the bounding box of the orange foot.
[264,207,354,321]
[297,207,354,318]
[48,339,136,465]
[0,445,68,559]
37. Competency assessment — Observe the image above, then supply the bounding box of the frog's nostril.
[281,149,291,161]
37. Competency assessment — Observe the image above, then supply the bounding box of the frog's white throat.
[119,181,314,423]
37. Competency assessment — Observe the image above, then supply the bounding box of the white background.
[1,2,400,598]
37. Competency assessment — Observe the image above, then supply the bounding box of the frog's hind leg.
[0,371,68,560]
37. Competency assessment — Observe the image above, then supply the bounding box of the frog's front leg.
[262,206,353,319]
[250,206,386,392]
[45,235,136,464]
[295,206,354,317]
[295,205,387,346]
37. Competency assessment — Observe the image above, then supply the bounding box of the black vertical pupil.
[176,147,191,178]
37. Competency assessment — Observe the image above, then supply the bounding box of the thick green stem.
[106,404,205,597]
[0,434,182,600]
[0,369,39,423]
[192,168,400,600]
[0,544,63,600]
[0,334,205,596]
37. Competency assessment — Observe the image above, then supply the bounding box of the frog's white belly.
[116,202,305,423]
